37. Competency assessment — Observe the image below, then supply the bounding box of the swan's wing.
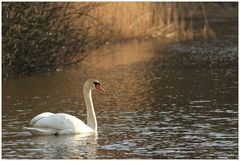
[23,127,58,135]
[30,112,54,125]
[32,113,93,133]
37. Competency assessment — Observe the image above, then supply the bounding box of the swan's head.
[84,79,105,92]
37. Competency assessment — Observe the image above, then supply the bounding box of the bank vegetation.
[2,2,237,79]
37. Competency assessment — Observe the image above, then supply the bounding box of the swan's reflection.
[30,134,97,159]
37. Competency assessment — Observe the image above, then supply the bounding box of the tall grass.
[2,2,237,78]
[88,2,223,41]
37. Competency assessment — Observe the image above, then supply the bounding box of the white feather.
[24,79,103,135]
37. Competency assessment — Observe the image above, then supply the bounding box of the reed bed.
[2,2,237,78]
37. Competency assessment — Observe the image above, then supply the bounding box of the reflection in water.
[80,40,159,70]
[33,134,97,159]
[2,40,238,159]
[3,134,97,159]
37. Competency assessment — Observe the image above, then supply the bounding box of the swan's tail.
[23,127,57,135]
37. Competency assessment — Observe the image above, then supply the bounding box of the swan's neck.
[83,87,97,132]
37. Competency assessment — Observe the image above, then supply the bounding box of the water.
[2,39,238,159]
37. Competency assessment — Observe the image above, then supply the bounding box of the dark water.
[2,39,238,159]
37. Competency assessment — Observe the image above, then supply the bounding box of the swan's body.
[24,79,104,135]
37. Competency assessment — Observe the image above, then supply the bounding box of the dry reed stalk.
[4,2,232,78]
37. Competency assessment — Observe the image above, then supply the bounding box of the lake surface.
[2,38,238,159]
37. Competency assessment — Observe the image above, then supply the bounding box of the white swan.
[24,79,105,135]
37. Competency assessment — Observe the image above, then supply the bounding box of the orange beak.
[95,84,105,92]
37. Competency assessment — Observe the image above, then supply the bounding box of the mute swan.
[24,79,105,135]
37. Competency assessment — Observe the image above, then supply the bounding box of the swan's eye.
[93,81,100,87]
[93,81,105,92]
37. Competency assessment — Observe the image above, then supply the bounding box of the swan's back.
[30,112,54,125]
[25,112,93,135]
